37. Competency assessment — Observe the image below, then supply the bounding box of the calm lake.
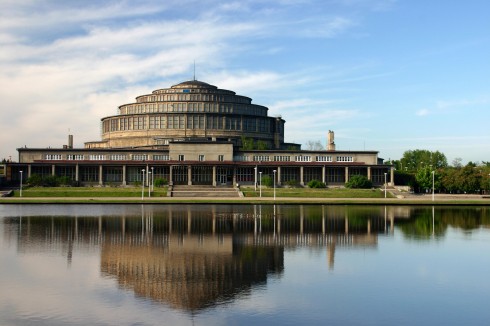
[1,204,489,326]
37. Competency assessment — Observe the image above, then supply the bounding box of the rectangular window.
[67,154,84,160]
[45,154,62,160]
[153,155,169,161]
[273,155,290,162]
[132,154,148,161]
[316,156,332,162]
[109,154,127,160]
[336,156,353,162]
[178,155,185,161]
[89,154,105,160]
[218,155,224,161]
[295,155,311,162]
[253,155,270,162]
[199,155,205,161]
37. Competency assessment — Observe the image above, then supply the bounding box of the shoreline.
[1,194,489,205]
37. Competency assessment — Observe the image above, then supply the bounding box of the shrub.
[43,175,60,187]
[345,175,372,189]
[308,180,326,188]
[285,179,300,187]
[154,177,168,187]
[261,175,273,187]
[27,174,43,186]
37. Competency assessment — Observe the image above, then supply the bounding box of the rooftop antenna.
[193,60,196,81]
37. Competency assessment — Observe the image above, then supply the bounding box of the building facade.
[7,80,393,187]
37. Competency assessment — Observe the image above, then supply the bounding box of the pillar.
[390,166,395,186]
[322,166,326,184]
[345,166,349,183]
[122,165,126,186]
[52,164,56,176]
[75,164,79,182]
[187,165,192,185]
[367,166,371,181]
[277,166,282,186]
[300,166,304,186]
[99,165,103,185]
[212,166,217,187]
[28,164,32,178]
[169,166,173,184]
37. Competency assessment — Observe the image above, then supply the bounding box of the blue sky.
[1,0,489,164]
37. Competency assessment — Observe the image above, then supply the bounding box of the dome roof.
[171,80,217,90]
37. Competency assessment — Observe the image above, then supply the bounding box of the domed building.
[86,80,298,151]
[8,79,393,190]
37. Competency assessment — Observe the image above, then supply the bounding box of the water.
[1,204,489,326]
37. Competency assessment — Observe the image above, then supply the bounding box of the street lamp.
[141,169,145,200]
[273,170,277,200]
[148,171,152,197]
[432,170,435,201]
[19,170,23,197]
[151,167,154,192]
[259,171,262,198]
[384,172,387,198]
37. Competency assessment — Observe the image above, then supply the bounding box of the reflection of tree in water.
[398,207,490,240]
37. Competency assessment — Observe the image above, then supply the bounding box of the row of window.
[119,103,267,117]
[241,155,342,162]
[45,154,353,163]
[135,93,251,105]
[103,115,279,133]
[46,154,170,161]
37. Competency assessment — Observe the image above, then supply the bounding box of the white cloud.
[416,109,430,116]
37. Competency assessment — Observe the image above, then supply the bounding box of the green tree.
[261,175,273,187]
[241,136,255,150]
[345,175,372,189]
[256,140,269,150]
[400,149,447,171]
[307,180,326,188]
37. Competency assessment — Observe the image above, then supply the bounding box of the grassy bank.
[241,187,393,198]
[12,186,167,197]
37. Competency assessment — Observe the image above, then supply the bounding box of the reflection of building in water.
[101,235,283,311]
[4,204,408,311]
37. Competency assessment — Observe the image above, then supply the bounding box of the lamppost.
[141,169,145,200]
[148,171,152,197]
[151,167,154,192]
[254,167,257,191]
[273,170,276,200]
[19,170,23,197]
[259,171,262,198]
[384,172,387,198]
[432,170,435,201]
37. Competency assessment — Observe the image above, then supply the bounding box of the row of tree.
[390,149,490,194]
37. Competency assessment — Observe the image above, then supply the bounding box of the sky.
[1,0,489,164]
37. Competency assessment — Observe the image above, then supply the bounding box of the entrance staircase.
[169,185,241,198]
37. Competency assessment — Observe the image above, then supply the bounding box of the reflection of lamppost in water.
[141,169,145,200]
[151,167,154,192]
[254,167,257,191]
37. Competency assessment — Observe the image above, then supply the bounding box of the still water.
[0,204,489,326]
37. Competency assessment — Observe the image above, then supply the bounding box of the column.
[345,166,349,183]
[28,164,32,178]
[367,166,371,181]
[52,164,56,176]
[169,166,173,184]
[300,166,304,186]
[122,165,126,186]
[99,165,103,185]
[187,165,192,186]
[277,166,282,186]
[322,166,326,184]
[390,166,395,186]
[75,164,79,182]
[232,168,237,187]
[212,166,217,187]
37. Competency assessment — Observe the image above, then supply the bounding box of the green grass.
[241,187,393,198]
[13,186,167,197]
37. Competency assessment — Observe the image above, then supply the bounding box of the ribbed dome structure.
[89,80,286,149]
